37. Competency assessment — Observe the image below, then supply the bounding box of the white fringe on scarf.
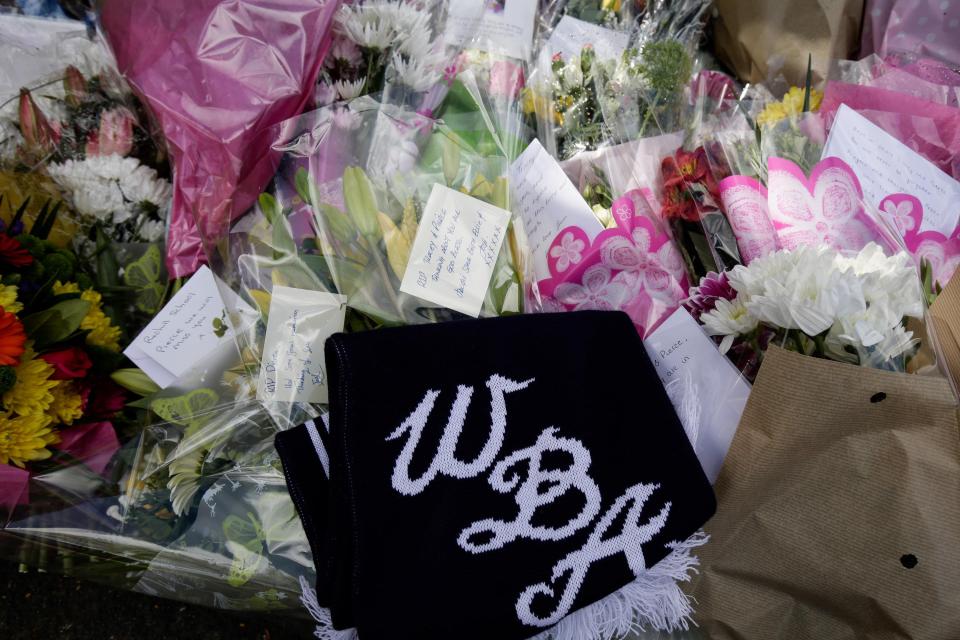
[299,575,358,640]
[298,530,707,640]
[530,531,709,640]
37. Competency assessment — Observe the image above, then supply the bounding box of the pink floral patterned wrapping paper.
[720,156,883,263]
[536,190,689,339]
[861,0,960,70]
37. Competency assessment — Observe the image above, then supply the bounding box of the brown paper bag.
[691,347,960,639]
[712,0,864,86]
[931,276,960,389]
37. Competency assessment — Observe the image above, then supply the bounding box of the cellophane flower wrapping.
[209,92,528,426]
[97,0,342,279]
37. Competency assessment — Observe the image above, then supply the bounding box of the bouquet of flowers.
[3,64,171,251]
[686,243,926,376]
[0,210,127,517]
[317,0,458,111]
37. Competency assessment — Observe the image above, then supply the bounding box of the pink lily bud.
[18,89,58,154]
[63,65,87,108]
[86,107,135,157]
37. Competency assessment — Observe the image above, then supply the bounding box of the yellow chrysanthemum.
[756,86,824,127]
[4,349,57,416]
[0,284,22,313]
[53,281,122,352]
[48,381,84,426]
[53,281,80,295]
[0,411,58,467]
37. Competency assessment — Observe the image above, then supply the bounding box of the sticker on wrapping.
[643,308,751,484]
[400,184,511,317]
[447,0,537,60]
[823,104,960,237]
[510,139,603,281]
[125,266,247,388]
[257,287,346,405]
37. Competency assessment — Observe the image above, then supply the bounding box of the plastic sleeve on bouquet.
[210,95,529,427]
[98,0,341,279]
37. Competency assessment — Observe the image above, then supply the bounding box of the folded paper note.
[257,287,347,405]
[125,266,251,388]
[400,184,511,317]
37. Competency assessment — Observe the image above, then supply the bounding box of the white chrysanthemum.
[391,51,443,93]
[46,154,171,228]
[334,78,366,101]
[701,298,758,354]
[138,218,166,243]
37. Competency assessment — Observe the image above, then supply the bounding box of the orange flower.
[0,309,26,366]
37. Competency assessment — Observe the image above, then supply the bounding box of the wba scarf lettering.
[276,312,716,639]
[387,374,672,627]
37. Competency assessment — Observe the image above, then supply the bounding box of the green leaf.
[150,388,220,427]
[442,138,461,186]
[123,244,165,314]
[258,193,281,226]
[22,298,91,348]
[294,167,312,205]
[342,167,380,238]
[314,203,357,244]
[95,225,120,289]
[802,53,813,113]
[111,368,161,396]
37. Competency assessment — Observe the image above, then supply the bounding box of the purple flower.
[683,271,736,321]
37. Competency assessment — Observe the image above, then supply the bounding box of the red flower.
[81,378,126,420]
[0,309,26,366]
[41,347,93,380]
[0,235,34,269]
[660,146,724,222]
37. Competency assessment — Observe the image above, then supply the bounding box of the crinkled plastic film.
[210,94,528,426]
[97,0,342,279]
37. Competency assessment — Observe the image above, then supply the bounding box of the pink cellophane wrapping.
[861,0,960,70]
[99,0,341,278]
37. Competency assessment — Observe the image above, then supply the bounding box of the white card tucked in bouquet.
[643,308,752,484]
[400,184,511,317]
[125,266,245,388]
[510,139,604,281]
[446,0,537,60]
[823,104,960,236]
[546,15,630,62]
[257,287,347,405]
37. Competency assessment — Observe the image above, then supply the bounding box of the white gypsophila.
[391,51,443,93]
[335,78,366,101]
[700,297,758,354]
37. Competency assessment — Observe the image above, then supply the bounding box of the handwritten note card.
[546,15,630,62]
[400,184,511,317]
[125,266,240,388]
[643,308,751,483]
[257,287,346,405]
[446,0,537,60]
[823,104,960,236]
[510,139,604,280]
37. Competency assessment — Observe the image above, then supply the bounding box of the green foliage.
[21,298,90,349]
